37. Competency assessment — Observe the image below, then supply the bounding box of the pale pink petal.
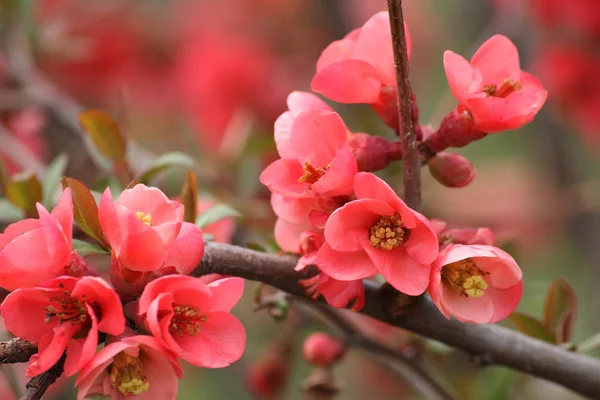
[207,278,244,312]
[152,221,182,248]
[351,11,395,85]
[404,213,439,265]
[2,219,40,242]
[470,35,521,85]
[440,284,494,323]
[162,222,205,275]
[488,282,522,323]
[287,91,333,115]
[274,111,295,159]
[2,229,56,276]
[311,60,383,104]
[316,242,378,280]
[175,311,245,367]
[270,194,317,223]
[259,159,308,198]
[324,199,392,252]
[134,346,179,400]
[51,188,74,249]
[98,188,123,254]
[316,30,359,72]
[274,218,312,253]
[75,340,132,385]
[319,275,365,311]
[139,275,212,315]
[443,50,483,105]
[117,184,172,216]
[310,145,357,198]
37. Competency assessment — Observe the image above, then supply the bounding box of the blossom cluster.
[0,185,245,399]
[261,11,541,323]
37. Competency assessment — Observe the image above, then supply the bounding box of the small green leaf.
[137,152,196,184]
[79,110,127,163]
[42,154,69,207]
[0,198,24,221]
[195,204,240,229]
[5,174,43,217]
[577,332,600,354]
[509,312,555,343]
[269,299,289,323]
[544,279,577,344]
[180,170,198,223]
[72,239,109,256]
[62,177,109,249]
[246,242,267,252]
[203,233,216,242]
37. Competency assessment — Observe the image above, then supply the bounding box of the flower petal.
[207,278,244,313]
[311,60,383,104]
[316,242,378,280]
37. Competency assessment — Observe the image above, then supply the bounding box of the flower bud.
[446,227,495,246]
[246,344,291,399]
[347,133,402,172]
[303,333,346,367]
[424,108,487,154]
[428,152,476,188]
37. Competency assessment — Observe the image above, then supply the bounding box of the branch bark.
[20,353,65,400]
[386,0,421,210]
[194,242,600,399]
[0,338,37,364]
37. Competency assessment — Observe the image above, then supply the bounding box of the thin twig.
[194,242,600,398]
[0,338,37,364]
[294,298,455,400]
[386,0,421,210]
[20,353,65,400]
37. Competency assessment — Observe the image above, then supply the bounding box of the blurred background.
[0,0,599,399]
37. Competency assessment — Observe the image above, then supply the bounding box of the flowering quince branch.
[0,338,37,364]
[20,353,65,400]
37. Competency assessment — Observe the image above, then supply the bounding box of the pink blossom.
[0,188,75,291]
[75,334,182,400]
[99,184,184,272]
[311,11,411,128]
[138,275,246,368]
[260,110,358,198]
[316,172,439,296]
[302,333,346,366]
[443,35,547,132]
[429,244,523,324]
[0,276,125,377]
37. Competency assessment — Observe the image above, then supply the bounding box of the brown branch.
[386,0,421,210]
[294,298,455,400]
[0,338,37,364]
[194,242,600,398]
[20,353,65,400]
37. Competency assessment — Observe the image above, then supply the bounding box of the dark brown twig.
[20,353,65,400]
[386,0,421,210]
[0,338,37,364]
[194,242,600,398]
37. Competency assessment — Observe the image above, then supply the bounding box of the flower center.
[169,304,207,337]
[109,352,150,396]
[441,258,489,297]
[368,213,408,251]
[44,287,89,326]
[135,211,152,226]
[298,162,330,188]
[482,78,522,98]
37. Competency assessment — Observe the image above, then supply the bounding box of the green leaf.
[577,332,600,354]
[5,173,43,217]
[509,312,555,343]
[544,279,577,344]
[180,170,198,223]
[72,239,109,256]
[0,198,24,221]
[62,177,109,249]
[246,242,267,252]
[79,110,127,163]
[137,152,196,184]
[203,233,215,242]
[195,204,240,229]
[42,154,69,207]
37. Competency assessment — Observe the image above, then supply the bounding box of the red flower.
[443,35,547,132]
[75,334,182,400]
[428,244,523,323]
[0,189,74,290]
[138,275,246,367]
[0,276,125,377]
[260,110,357,199]
[311,11,411,128]
[316,172,439,296]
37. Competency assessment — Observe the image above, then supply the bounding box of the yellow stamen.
[109,352,150,396]
[482,78,522,98]
[169,304,208,337]
[298,162,330,187]
[441,258,489,297]
[368,213,408,251]
[135,211,152,226]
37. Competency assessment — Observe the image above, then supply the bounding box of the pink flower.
[311,11,411,128]
[428,244,523,323]
[99,184,184,272]
[443,35,547,132]
[316,172,439,296]
[0,188,74,291]
[302,333,346,367]
[0,276,125,377]
[138,275,246,367]
[75,334,182,400]
[260,110,358,198]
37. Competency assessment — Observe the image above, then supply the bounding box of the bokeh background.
[0,0,599,399]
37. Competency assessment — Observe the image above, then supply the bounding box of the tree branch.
[0,338,37,364]
[386,0,421,210]
[294,298,455,400]
[20,353,65,400]
[194,242,600,399]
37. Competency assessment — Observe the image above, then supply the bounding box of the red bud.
[348,133,402,172]
[303,333,346,367]
[428,152,476,188]
[424,108,487,154]
[246,345,291,399]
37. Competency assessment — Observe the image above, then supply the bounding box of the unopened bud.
[246,342,292,399]
[428,152,476,188]
[348,133,402,172]
[303,333,346,367]
[424,108,487,154]
[446,227,495,246]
